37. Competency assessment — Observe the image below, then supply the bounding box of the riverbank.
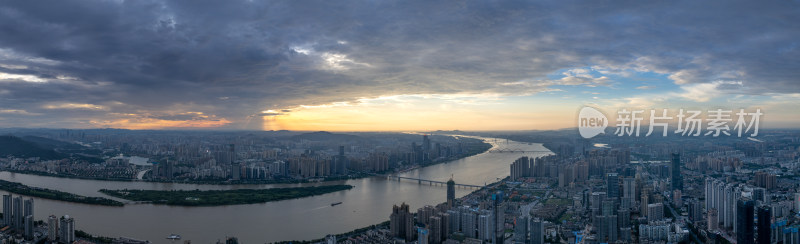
[0,179,124,206]
[99,184,354,206]
[273,221,391,244]
[0,137,520,243]
[274,175,509,243]
[0,140,491,185]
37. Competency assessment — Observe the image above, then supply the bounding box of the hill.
[0,135,63,159]
[21,135,84,150]
[289,131,362,142]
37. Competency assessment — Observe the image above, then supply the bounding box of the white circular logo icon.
[578,106,608,138]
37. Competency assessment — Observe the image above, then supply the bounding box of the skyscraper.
[478,213,494,241]
[461,210,477,238]
[13,196,22,230]
[446,177,455,209]
[48,215,58,242]
[671,153,682,191]
[493,192,504,244]
[24,215,33,240]
[23,198,33,221]
[59,215,75,244]
[606,173,619,199]
[647,203,664,222]
[622,177,636,209]
[513,216,528,243]
[2,194,11,227]
[737,199,755,244]
[510,157,531,181]
[641,189,650,217]
[597,215,618,242]
[390,203,415,241]
[418,227,430,244]
[708,208,719,231]
[688,199,703,223]
[429,215,443,244]
[530,218,544,244]
[757,206,771,244]
[231,162,241,180]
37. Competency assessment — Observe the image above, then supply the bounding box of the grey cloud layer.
[0,0,798,128]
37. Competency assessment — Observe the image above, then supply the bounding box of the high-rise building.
[619,227,632,242]
[671,153,683,191]
[598,215,618,242]
[417,205,436,226]
[606,173,620,199]
[647,203,664,222]
[461,210,477,238]
[493,192,504,244]
[705,178,714,211]
[23,198,33,221]
[423,135,431,152]
[688,199,703,223]
[513,216,528,243]
[708,208,719,231]
[641,189,650,217]
[618,209,630,229]
[724,184,736,229]
[477,213,494,241]
[440,212,451,239]
[390,203,415,241]
[757,206,771,244]
[59,215,75,244]
[753,188,768,205]
[48,215,58,242]
[24,215,33,240]
[13,196,22,230]
[2,194,11,227]
[231,163,241,180]
[429,216,443,244]
[737,199,755,244]
[673,189,682,207]
[530,218,544,244]
[622,177,636,209]
[446,209,460,234]
[447,177,455,209]
[510,157,531,181]
[418,227,430,244]
[754,172,777,190]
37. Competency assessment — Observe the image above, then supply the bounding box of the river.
[0,137,552,243]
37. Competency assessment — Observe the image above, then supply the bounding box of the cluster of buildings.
[386,178,511,244]
[1,194,75,243]
[0,131,489,184]
[319,130,800,244]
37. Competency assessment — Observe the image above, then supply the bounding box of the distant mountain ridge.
[288,131,362,142]
[0,135,63,159]
[21,135,85,150]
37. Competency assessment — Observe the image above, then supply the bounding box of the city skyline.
[1,1,800,243]
[0,1,798,131]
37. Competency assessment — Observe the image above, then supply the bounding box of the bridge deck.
[386,176,483,188]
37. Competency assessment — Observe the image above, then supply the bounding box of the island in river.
[0,179,124,206]
[99,184,354,206]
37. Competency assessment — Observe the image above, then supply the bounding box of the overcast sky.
[0,0,798,131]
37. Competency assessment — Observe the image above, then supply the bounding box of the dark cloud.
[0,0,798,128]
